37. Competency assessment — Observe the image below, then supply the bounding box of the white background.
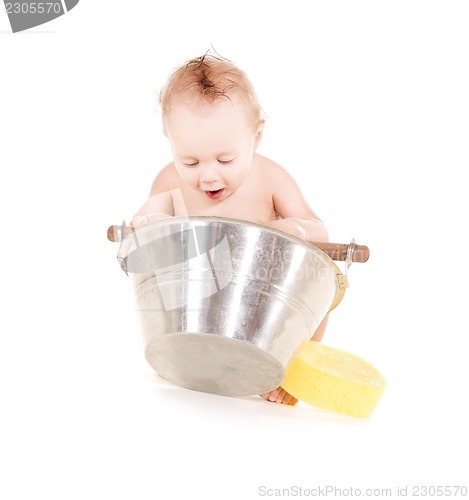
[1,1,468,499]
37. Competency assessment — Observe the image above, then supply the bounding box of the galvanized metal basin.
[117,216,346,397]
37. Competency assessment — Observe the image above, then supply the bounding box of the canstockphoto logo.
[4,1,79,32]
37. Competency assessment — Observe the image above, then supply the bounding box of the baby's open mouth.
[204,188,225,200]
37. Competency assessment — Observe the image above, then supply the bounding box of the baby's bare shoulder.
[256,154,295,184]
[149,162,180,194]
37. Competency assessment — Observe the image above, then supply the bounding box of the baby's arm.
[131,164,176,228]
[269,166,328,242]
[261,166,330,405]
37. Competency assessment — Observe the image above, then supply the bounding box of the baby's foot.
[260,386,298,405]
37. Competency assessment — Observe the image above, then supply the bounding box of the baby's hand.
[266,218,306,240]
[130,213,171,229]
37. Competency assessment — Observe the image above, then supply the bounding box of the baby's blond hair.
[159,53,265,130]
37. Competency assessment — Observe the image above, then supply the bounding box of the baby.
[131,53,329,405]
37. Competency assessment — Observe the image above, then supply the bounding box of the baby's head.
[159,54,266,201]
[159,53,265,133]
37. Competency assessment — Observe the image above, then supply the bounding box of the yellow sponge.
[282,341,386,418]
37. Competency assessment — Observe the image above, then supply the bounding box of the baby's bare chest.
[174,186,277,225]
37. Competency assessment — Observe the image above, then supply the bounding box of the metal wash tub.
[115,216,353,397]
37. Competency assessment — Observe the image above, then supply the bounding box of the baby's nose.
[199,164,220,184]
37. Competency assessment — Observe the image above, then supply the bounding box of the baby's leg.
[311,313,328,342]
[260,386,298,405]
[260,315,329,405]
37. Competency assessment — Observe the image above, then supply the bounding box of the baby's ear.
[254,123,264,150]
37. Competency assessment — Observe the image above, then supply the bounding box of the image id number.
[5,3,61,14]
[411,485,467,496]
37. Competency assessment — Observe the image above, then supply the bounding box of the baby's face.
[164,96,262,201]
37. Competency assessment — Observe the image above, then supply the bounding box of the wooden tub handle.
[107,224,369,263]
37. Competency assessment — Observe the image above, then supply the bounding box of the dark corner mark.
[4,0,80,33]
